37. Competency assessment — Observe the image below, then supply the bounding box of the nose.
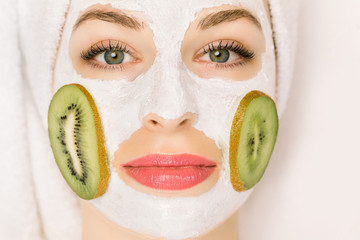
[143,112,196,133]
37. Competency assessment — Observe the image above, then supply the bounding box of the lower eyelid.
[209,60,246,66]
[215,61,247,68]
[84,59,139,72]
[194,57,247,65]
[86,60,124,71]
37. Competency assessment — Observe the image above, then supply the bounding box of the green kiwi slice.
[229,90,278,191]
[48,84,109,200]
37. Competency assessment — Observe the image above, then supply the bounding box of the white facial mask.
[54,0,276,239]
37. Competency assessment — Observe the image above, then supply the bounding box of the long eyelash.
[202,40,256,60]
[80,40,131,60]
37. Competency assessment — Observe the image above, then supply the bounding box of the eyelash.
[80,40,136,71]
[200,40,256,69]
[80,39,255,71]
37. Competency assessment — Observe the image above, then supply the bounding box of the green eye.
[197,40,256,67]
[209,49,230,63]
[94,49,134,65]
[104,50,125,64]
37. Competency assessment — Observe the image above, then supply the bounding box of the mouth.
[121,153,217,190]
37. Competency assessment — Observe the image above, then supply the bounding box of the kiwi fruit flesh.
[229,90,278,191]
[48,84,109,200]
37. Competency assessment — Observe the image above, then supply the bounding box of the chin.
[91,152,253,239]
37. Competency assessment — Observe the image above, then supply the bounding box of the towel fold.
[0,0,43,239]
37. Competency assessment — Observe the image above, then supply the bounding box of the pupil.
[104,50,124,64]
[110,52,117,58]
[214,51,221,57]
[210,49,230,63]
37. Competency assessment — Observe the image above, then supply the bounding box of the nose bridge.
[147,52,197,120]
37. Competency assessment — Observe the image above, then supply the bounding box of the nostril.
[143,113,196,132]
[179,119,188,126]
[150,120,158,125]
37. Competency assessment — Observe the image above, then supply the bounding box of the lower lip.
[122,154,217,190]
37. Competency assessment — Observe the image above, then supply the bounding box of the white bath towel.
[0,1,43,239]
[0,0,298,239]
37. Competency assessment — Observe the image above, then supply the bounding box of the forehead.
[71,0,267,27]
[69,0,268,54]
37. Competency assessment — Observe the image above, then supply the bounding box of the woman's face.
[53,0,275,238]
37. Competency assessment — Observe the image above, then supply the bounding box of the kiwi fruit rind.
[229,90,278,191]
[48,84,109,200]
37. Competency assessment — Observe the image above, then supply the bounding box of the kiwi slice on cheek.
[48,84,109,200]
[229,90,278,191]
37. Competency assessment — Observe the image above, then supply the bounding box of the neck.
[80,200,240,240]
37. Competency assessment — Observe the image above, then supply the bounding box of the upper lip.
[122,153,217,168]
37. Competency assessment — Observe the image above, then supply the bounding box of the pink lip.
[121,153,217,190]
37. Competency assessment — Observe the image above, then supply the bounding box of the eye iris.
[209,49,230,63]
[104,50,124,64]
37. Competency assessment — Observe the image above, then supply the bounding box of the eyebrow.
[73,9,143,31]
[197,9,261,30]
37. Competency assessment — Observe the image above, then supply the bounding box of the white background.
[240,0,360,239]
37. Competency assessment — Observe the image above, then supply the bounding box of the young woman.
[0,0,298,239]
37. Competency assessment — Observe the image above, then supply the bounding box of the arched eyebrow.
[197,9,261,30]
[73,9,144,31]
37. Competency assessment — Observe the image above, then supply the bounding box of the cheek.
[229,90,279,192]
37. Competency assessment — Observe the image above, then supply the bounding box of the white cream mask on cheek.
[53,0,275,239]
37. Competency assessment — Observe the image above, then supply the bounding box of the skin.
[55,0,273,239]
[69,4,267,198]
[113,112,223,197]
[81,199,240,240]
[69,7,156,81]
[181,4,266,81]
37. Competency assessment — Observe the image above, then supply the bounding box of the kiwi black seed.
[48,84,109,200]
[229,90,278,191]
